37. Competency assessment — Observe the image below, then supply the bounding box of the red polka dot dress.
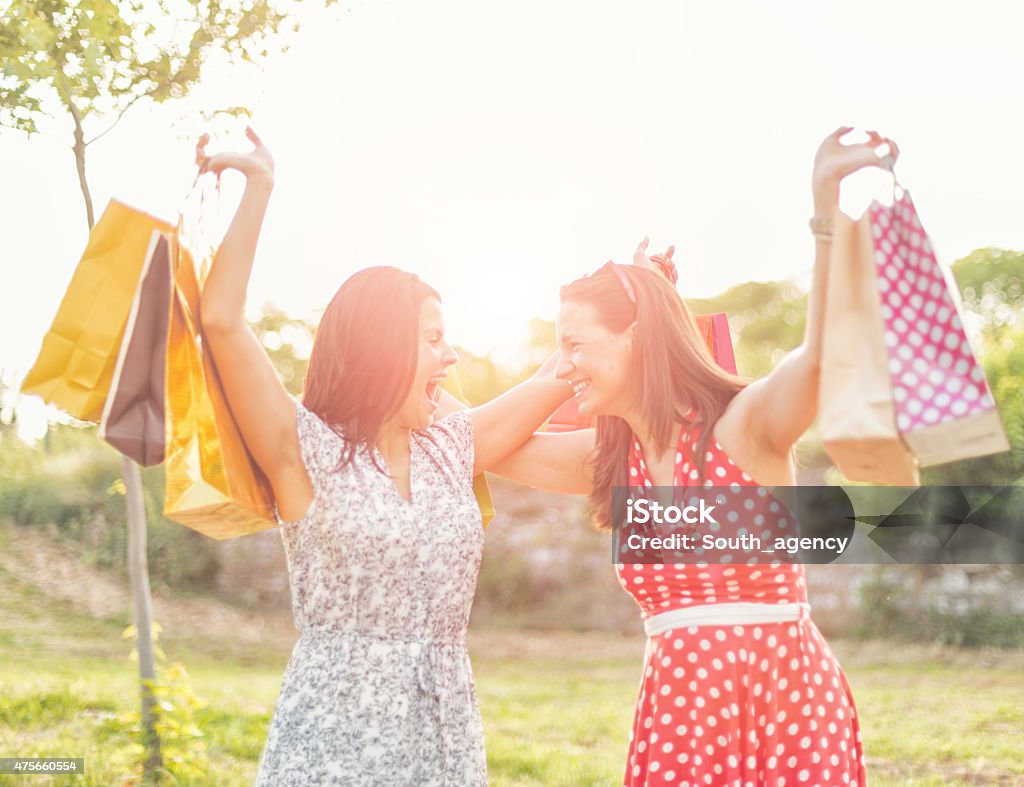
[616,421,866,787]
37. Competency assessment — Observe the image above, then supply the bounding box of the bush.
[0,424,222,594]
[857,566,1024,648]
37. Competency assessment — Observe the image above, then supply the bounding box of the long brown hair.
[559,266,748,530]
[302,266,439,469]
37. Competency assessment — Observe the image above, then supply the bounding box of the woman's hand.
[632,237,678,284]
[195,126,275,186]
[811,126,898,213]
[534,349,567,382]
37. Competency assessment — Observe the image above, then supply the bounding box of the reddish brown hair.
[559,266,748,529]
[302,266,439,469]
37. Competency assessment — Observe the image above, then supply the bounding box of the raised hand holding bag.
[819,169,1009,484]
[162,184,276,539]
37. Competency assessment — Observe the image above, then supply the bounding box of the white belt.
[644,602,811,638]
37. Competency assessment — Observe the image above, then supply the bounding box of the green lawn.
[1,570,1022,785]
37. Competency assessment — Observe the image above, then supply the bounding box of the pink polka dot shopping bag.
[819,178,1010,484]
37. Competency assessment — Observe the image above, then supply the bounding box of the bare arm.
[488,428,596,494]
[738,127,900,454]
[465,372,574,476]
[195,129,311,520]
[436,374,593,490]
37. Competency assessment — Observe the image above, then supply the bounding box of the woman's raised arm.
[734,127,899,455]
[435,357,595,489]
[487,428,596,494]
[197,128,311,519]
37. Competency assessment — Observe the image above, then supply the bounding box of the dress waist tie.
[644,601,811,638]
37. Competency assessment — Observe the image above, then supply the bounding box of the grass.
[0,536,1022,785]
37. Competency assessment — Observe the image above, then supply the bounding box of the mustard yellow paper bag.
[22,201,174,422]
[441,372,496,529]
[163,231,276,539]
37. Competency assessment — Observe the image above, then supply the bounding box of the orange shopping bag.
[442,372,496,528]
[162,200,276,539]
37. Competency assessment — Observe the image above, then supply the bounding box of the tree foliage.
[951,247,1024,333]
[0,0,297,138]
[923,249,1024,485]
[686,281,807,379]
[250,303,315,396]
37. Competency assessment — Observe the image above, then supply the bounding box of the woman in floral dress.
[494,127,900,785]
[196,128,572,786]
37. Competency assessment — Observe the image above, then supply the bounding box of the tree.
[1,1,308,778]
[686,280,808,379]
[922,248,1024,486]
[0,372,17,438]
[250,302,316,396]
[1,0,297,223]
[952,247,1024,333]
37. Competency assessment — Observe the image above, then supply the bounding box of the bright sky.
[3,0,1024,436]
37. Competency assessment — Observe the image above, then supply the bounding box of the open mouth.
[572,378,591,399]
[425,374,447,409]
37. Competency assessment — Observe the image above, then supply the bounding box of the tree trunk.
[73,124,162,777]
[69,98,95,229]
[124,456,162,776]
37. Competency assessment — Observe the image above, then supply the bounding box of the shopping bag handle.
[181,169,220,229]
[178,169,222,273]
[882,147,906,201]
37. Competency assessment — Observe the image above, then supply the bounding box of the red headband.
[600,261,637,304]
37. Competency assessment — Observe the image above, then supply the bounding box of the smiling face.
[393,296,458,430]
[556,299,637,418]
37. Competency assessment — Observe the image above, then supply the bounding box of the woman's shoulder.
[292,399,376,477]
[294,399,342,450]
[710,398,795,486]
[416,411,475,478]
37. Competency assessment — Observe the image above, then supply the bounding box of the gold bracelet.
[809,215,834,241]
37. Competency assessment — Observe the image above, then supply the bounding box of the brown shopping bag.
[819,209,921,485]
[162,212,276,540]
[99,231,174,466]
[22,201,174,422]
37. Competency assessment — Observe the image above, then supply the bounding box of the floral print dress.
[255,402,487,787]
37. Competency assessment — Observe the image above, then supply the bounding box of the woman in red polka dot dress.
[614,423,865,786]
[494,127,899,786]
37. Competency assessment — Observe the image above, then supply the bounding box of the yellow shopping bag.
[22,201,174,422]
[162,227,276,539]
[441,373,496,529]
